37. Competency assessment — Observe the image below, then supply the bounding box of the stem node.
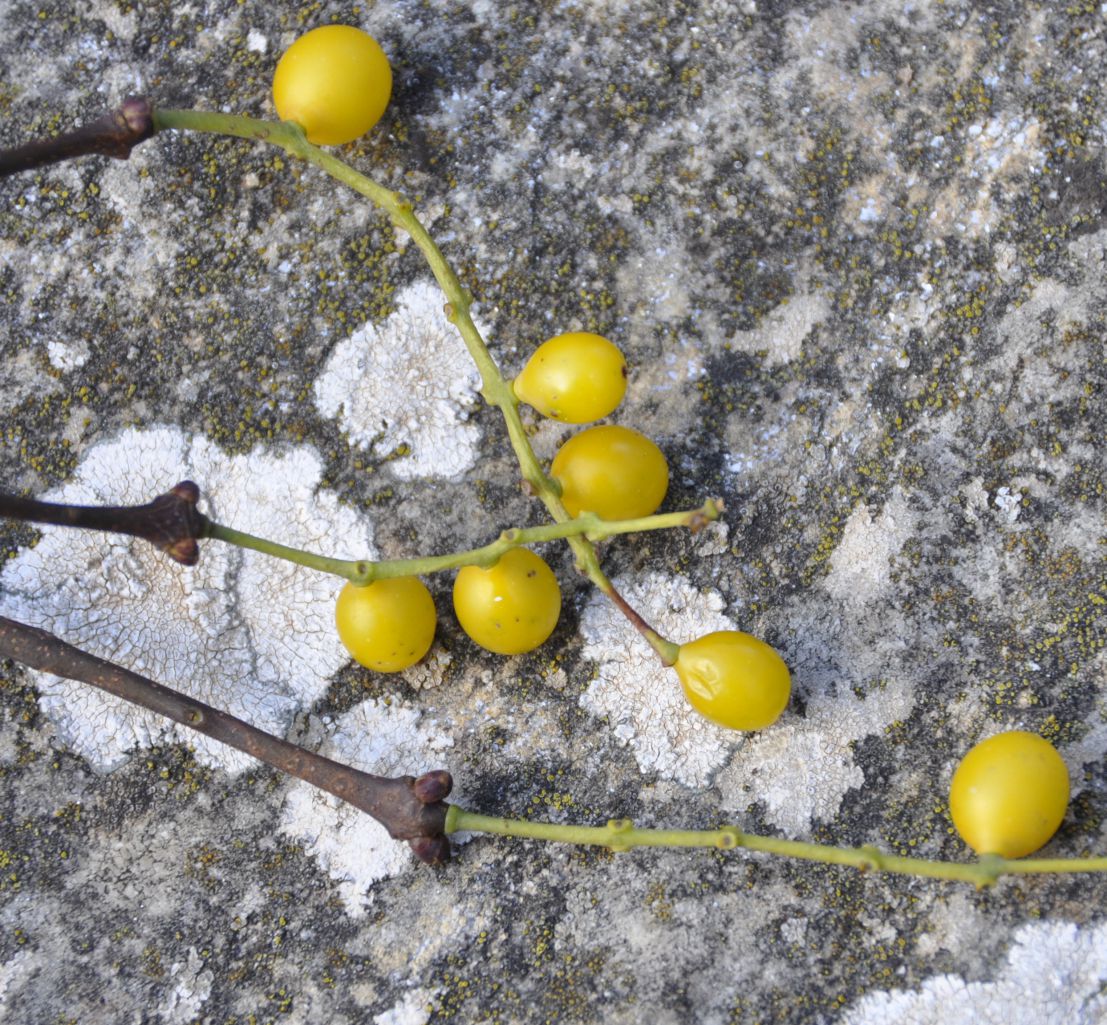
[0,481,207,566]
[717,827,742,850]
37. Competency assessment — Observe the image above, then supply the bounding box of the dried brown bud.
[145,482,206,565]
[0,96,157,178]
[171,480,201,504]
[413,769,453,804]
[118,96,155,139]
[410,835,452,865]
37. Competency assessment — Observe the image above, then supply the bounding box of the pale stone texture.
[1,1,1106,1023]
[313,278,485,480]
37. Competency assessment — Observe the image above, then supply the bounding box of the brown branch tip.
[0,480,206,566]
[0,96,155,178]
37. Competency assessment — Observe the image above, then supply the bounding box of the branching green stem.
[5,102,1105,885]
[152,108,680,663]
[203,501,721,585]
[445,808,1107,886]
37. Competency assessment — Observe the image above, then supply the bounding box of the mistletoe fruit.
[513,332,628,423]
[674,631,791,731]
[272,25,392,145]
[551,425,668,520]
[335,576,436,672]
[949,731,1069,858]
[453,548,561,655]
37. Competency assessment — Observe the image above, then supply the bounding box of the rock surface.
[0,1,1105,1022]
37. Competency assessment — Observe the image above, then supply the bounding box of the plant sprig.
[0,485,720,583]
[3,613,1104,887]
[207,499,723,583]
[445,809,1107,886]
[2,99,1104,885]
[152,107,681,663]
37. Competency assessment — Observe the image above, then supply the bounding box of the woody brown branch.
[0,481,208,565]
[0,615,453,862]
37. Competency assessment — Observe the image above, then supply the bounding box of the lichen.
[841,920,1107,1025]
[0,425,374,772]
[313,279,485,480]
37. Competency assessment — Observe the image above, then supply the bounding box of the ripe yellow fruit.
[453,548,561,655]
[335,577,435,673]
[674,631,791,731]
[272,26,392,145]
[512,332,627,423]
[949,731,1069,858]
[550,425,668,520]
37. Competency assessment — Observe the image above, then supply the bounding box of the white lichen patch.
[0,950,33,1011]
[45,338,88,372]
[0,426,373,772]
[840,920,1107,1025]
[154,948,214,1025]
[313,279,485,480]
[716,677,915,835]
[824,489,917,607]
[578,573,740,787]
[721,728,863,832]
[373,988,439,1025]
[278,699,455,915]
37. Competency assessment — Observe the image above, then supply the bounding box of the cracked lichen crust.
[0,426,374,772]
[716,675,916,835]
[278,698,455,914]
[313,279,485,480]
[841,920,1107,1025]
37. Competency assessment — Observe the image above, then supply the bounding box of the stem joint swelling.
[0,481,206,565]
[0,96,155,177]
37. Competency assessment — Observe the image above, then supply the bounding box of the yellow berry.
[550,425,668,520]
[512,332,628,423]
[453,548,561,655]
[272,26,392,145]
[949,730,1069,858]
[674,631,790,731]
[335,577,435,673]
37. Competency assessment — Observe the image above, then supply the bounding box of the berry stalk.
[445,808,1107,886]
[205,500,721,584]
[151,107,683,661]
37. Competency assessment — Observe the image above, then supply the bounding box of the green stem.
[153,109,546,486]
[445,808,1107,886]
[203,501,721,585]
[152,108,681,659]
